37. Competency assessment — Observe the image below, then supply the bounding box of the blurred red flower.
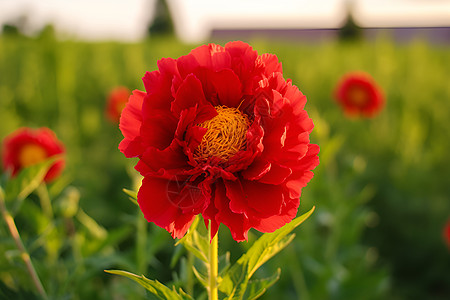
[444,219,450,250]
[334,71,384,118]
[106,86,131,122]
[119,41,319,241]
[2,127,65,182]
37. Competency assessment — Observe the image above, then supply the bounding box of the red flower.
[444,219,450,250]
[334,71,384,118]
[119,41,319,242]
[106,86,131,122]
[2,127,65,182]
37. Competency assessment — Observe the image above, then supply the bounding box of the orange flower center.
[18,144,47,168]
[348,86,369,107]
[194,106,250,163]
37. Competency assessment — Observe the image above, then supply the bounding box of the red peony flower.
[334,71,384,118]
[106,86,131,122]
[119,41,319,242]
[444,219,450,250]
[2,127,65,182]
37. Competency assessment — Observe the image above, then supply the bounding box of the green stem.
[208,224,218,300]
[186,251,194,296]
[136,211,147,274]
[0,193,48,300]
[287,246,310,300]
[36,184,53,219]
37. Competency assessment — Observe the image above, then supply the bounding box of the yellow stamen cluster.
[18,144,47,167]
[194,106,250,163]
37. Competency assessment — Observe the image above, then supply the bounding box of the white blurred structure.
[167,0,347,42]
[353,0,450,28]
[0,0,154,41]
[0,0,449,42]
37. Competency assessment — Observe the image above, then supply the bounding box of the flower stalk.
[37,183,53,219]
[0,192,48,300]
[208,224,218,300]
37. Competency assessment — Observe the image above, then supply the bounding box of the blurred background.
[0,0,449,299]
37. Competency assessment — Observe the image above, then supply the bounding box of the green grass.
[1,32,449,299]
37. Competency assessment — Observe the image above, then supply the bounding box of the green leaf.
[122,188,138,206]
[219,206,315,299]
[219,251,231,276]
[176,216,209,263]
[245,206,315,278]
[192,264,208,288]
[105,270,192,300]
[244,268,281,300]
[4,158,55,214]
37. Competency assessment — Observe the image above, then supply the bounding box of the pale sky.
[0,0,449,42]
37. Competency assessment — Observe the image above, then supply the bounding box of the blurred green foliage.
[0,32,449,299]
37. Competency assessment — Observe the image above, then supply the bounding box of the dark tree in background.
[1,14,28,36]
[148,0,174,36]
[339,0,362,40]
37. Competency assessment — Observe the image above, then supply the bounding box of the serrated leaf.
[219,207,315,299]
[105,270,192,300]
[244,268,281,300]
[4,158,56,214]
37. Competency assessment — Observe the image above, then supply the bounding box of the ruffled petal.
[212,69,243,108]
[258,164,292,185]
[140,109,178,150]
[241,159,271,180]
[143,58,180,110]
[139,140,190,174]
[138,177,196,239]
[255,53,282,76]
[213,180,250,242]
[166,174,210,214]
[178,44,231,75]
[171,74,208,115]
[251,195,299,233]
[285,144,320,198]
[119,90,146,157]
[225,178,283,218]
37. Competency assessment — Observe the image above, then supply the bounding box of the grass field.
[1,32,449,299]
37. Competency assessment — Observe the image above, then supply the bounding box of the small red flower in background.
[2,127,65,182]
[334,71,384,118]
[444,219,450,250]
[106,86,131,122]
[119,41,319,242]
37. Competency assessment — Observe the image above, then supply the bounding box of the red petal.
[119,90,146,157]
[190,43,230,70]
[212,69,243,108]
[251,195,299,233]
[138,177,195,239]
[286,144,320,198]
[142,58,180,110]
[177,44,231,78]
[241,159,271,180]
[175,105,216,142]
[166,174,209,214]
[214,180,250,242]
[256,53,282,75]
[140,110,177,150]
[140,140,190,174]
[225,178,283,218]
[171,74,208,115]
[258,164,292,185]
